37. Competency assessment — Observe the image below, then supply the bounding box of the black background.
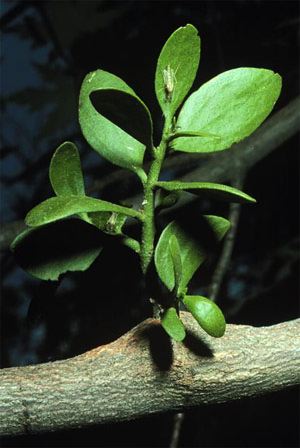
[1,1,299,447]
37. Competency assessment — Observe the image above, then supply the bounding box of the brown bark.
[1,314,299,437]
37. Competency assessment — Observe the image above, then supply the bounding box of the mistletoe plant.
[12,24,282,342]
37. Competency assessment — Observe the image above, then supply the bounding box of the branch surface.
[1,314,299,437]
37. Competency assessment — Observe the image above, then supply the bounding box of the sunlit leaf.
[25,195,143,227]
[49,141,85,196]
[155,24,200,119]
[183,295,226,337]
[156,181,256,204]
[79,69,152,174]
[172,68,282,153]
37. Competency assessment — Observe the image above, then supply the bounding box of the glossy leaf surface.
[79,69,152,173]
[155,215,230,292]
[183,295,226,337]
[156,181,256,204]
[172,68,282,153]
[49,141,85,196]
[25,195,142,227]
[11,219,103,281]
[161,307,186,341]
[155,24,200,118]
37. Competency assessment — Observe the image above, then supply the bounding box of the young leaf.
[169,235,182,294]
[171,68,282,153]
[156,181,256,204]
[11,219,103,281]
[154,215,230,292]
[155,24,200,119]
[161,307,186,341]
[79,69,152,174]
[25,195,143,227]
[49,141,85,196]
[183,295,226,337]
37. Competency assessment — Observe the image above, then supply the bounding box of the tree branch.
[1,314,299,437]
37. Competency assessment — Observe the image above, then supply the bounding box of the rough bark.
[1,314,299,437]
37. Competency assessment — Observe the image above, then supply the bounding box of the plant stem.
[140,118,172,274]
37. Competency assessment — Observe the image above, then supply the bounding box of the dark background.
[1,0,299,447]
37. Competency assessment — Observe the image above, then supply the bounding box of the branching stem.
[140,118,172,274]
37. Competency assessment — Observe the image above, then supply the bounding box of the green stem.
[140,118,172,274]
[122,236,140,254]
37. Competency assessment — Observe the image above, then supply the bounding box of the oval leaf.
[156,181,256,204]
[172,68,282,153]
[25,195,143,227]
[183,295,226,337]
[49,142,85,196]
[155,24,200,118]
[154,215,230,292]
[161,307,186,341]
[79,69,152,173]
[11,219,103,281]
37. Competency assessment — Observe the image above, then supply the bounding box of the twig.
[170,412,185,448]
[208,174,245,301]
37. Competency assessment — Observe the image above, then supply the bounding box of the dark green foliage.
[12,24,281,340]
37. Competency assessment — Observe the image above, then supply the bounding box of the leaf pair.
[78,24,281,176]
[77,24,200,175]
[155,215,230,341]
[155,25,281,154]
[155,215,230,293]
[26,142,143,228]
[161,296,226,342]
[12,142,142,281]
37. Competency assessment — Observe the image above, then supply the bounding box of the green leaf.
[25,195,143,227]
[183,295,226,337]
[11,219,103,281]
[156,181,256,204]
[155,24,200,118]
[161,307,186,341]
[169,235,182,294]
[154,215,230,292]
[87,211,111,231]
[79,69,152,174]
[49,141,85,196]
[172,68,282,153]
[155,189,180,210]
